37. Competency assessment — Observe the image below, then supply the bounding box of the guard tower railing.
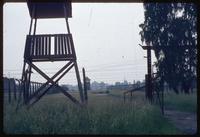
[24,34,76,62]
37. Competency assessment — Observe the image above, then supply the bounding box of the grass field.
[164,90,197,113]
[3,89,196,135]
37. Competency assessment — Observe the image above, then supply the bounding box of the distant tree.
[139,3,197,94]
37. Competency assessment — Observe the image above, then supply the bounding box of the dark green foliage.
[139,3,197,94]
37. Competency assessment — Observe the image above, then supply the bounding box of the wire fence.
[3,77,44,104]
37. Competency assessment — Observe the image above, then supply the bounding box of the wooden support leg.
[25,66,32,104]
[74,62,84,103]
[16,60,27,110]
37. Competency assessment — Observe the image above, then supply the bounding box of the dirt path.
[164,109,197,134]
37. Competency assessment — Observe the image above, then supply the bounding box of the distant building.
[90,81,108,91]
[108,80,145,91]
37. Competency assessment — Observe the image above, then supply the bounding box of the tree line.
[139,3,197,94]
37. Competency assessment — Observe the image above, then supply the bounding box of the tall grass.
[3,92,180,135]
[164,91,197,113]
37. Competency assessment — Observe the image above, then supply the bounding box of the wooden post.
[82,68,88,104]
[74,62,84,103]
[124,93,126,103]
[13,79,17,101]
[145,74,148,99]
[34,83,36,93]
[15,79,21,102]
[130,91,133,101]
[8,79,11,103]
[26,66,32,103]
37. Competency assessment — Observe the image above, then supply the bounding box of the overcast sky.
[3,3,156,85]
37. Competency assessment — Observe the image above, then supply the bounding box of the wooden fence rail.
[3,77,44,104]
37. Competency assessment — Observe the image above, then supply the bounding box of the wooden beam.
[27,61,73,101]
[28,62,81,107]
[74,62,84,103]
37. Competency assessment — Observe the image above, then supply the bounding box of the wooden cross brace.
[25,59,81,108]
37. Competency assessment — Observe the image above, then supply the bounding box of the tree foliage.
[139,3,197,94]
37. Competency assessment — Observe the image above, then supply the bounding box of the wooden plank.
[41,36,44,56]
[37,36,40,56]
[46,36,48,56]
[59,35,62,55]
[60,35,64,55]
[63,35,67,55]
[62,35,65,55]
[63,35,66,55]
[36,36,38,56]
[48,36,51,56]
[39,36,41,56]
[28,37,32,56]
[39,36,42,56]
[58,35,61,55]
[28,38,32,58]
[55,35,57,55]
[69,34,76,58]
[30,37,34,56]
[67,35,71,54]
[63,35,65,55]
[33,36,36,56]
[45,36,47,56]
[36,36,39,56]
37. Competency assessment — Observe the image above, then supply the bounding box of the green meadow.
[3,89,196,135]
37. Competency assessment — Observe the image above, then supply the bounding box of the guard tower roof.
[27,0,72,19]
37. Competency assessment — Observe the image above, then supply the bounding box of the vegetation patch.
[164,91,197,113]
[4,92,180,135]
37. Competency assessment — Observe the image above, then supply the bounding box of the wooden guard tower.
[21,0,84,106]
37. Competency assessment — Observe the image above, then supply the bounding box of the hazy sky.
[3,3,156,85]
